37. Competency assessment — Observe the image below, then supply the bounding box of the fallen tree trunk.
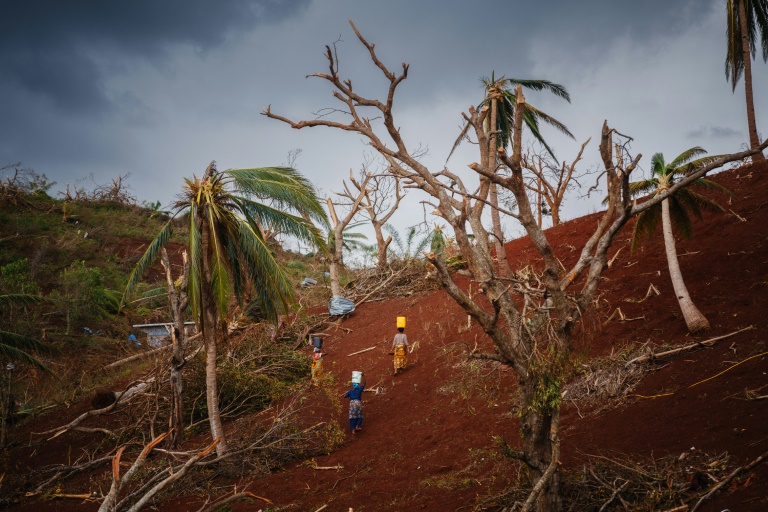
[625,325,754,366]
[103,333,202,372]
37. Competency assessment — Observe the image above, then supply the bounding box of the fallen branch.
[625,325,755,366]
[311,464,344,471]
[103,333,201,371]
[598,479,631,512]
[50,493,97,500]
[607,247,623,268]
[346,346,376,357]
[354,262,411,306]
[34,379,148,438]
[690,449,768,512]
[197,491,272,512]
[624,283,659,303]
[122,438,219,512]
[604,307,645,324]
[98,432,170,512]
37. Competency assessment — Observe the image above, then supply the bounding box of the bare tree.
[263,20,768,510]
[338,165,404,268]
[522,138,591,227]
[327,170,372,296]
[160,248,189,448]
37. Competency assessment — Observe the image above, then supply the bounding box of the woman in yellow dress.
[310,347,324,385]
[390,327,408,376]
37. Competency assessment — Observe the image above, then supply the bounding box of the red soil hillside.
[238,162,768,511]
[5,162,768,512]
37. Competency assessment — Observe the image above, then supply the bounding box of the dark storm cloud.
[0,0,310,114]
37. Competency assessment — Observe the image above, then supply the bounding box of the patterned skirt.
[348,399,363,419]
[393,343,407,370]
[311,358,323,381]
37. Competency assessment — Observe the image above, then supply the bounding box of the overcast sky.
[2,0,766,243]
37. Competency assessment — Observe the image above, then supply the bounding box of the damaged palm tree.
[122,162,327,456]
[263,20,768,510]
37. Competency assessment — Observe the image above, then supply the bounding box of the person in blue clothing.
[342,372,366,433]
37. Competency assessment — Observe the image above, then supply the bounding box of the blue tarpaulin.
[328,296,355,316]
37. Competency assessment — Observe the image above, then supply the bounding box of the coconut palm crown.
[630,148,732,249]
[482,74,574,160]
[725,0,768,159]
[122,162,328,323]
[446,74,574,164]
[725,0,768,89]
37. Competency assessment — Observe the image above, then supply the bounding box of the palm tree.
[630,148,732,333]
[725,0,768,162]
[384,224,433,262]
[479,75,574,277]
[123,162,327,455]
[480,74,574,159]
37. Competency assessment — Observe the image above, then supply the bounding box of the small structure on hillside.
[132,322,197,348]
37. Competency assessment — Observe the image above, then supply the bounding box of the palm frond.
[725,0,745,89]
[675,188,726,219]
[668,196,694,239]
[207,213,233,322]
[672,155,725,176]
[226,167,329,229]
[506,78,572,103]
[235,220,294,322]
[628,179,660,198]
[412,231,433,256]
[234,197,325,249]
[522,103,575,139]
[0,331,55,374]
[384,224,405,254]
[650,153,667,176]
[445,120,472,165]
[121,219,175,309]
[187,204,202,321]
[631,204,662,251]
[668,147,708,169]
[753,0,768,62]
[689,177,735,197]
[0,294,45,308]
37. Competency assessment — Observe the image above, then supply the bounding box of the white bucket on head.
[351,371,362,384]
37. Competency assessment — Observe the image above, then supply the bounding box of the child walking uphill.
[342,372,366,433]
[390,327,409,377]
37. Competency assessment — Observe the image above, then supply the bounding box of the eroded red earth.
[4,162,768,511]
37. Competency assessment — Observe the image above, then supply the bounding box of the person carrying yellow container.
[390,316,409,377]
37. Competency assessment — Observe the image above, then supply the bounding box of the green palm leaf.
[631,204,662,250]
[0,294,45,307]
[725,0,768,89]
[120,219,174,309]
[227,167,329,228]
[668,147,708,168]
[630,146,732,249]
[668,195,694,239]
[505,78,572,102]
[0,331,55,374]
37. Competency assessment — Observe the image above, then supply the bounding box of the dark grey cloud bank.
[1,0,765,243]
[1,0,310,113]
